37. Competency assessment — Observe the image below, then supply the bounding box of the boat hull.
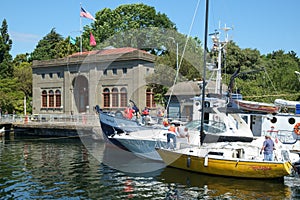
[156,148,292,179]
[115,137,167,161]
[235,100,279,114]
[98,111,153,150]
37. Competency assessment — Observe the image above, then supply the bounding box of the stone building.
[32,47,156,115]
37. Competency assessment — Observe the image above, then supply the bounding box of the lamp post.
[168,37,178,71]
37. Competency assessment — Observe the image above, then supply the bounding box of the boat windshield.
[184,120,226,133]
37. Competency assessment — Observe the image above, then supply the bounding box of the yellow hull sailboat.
[156,144,293,179]
[157,0,296,180]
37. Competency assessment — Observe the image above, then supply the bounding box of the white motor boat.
[112,109,254,161]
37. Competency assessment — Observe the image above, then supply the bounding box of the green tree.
[13,59,32,98]
[13,58,32,114]
[0,19,13,78]
[54,37,79,58]
[82,3,176,51]
[146,33,203,106]
[0,78,17,113]
[13,53,30,65]
[264,50,300,95]
[30,28,64,61]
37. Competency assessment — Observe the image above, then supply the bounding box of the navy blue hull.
[100,122,129,150]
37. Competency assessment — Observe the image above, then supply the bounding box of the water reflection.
[158,167,293,199]
[0,136,299,199]
[102,144,166,175]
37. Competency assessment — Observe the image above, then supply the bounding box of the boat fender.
[204,155,208,167]
[294,123,300,135]
[187,157,191,168]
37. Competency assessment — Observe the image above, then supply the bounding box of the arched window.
[103,88,110,108]
[55,90,61,107]
[120,88,127,107]
[42,90,47,107]
[49,90,54,107]
[146,88,155,108]
[112,88,119,107]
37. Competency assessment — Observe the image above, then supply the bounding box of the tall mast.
[210,24,232,95]
[200,0,209,146]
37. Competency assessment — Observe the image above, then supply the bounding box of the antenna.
[221,24,233,43]
[209,22,233,94]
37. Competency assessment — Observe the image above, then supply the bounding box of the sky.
[1,0,300,58]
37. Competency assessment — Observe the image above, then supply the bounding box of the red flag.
[80,7,96,21]
[90,32,96,46]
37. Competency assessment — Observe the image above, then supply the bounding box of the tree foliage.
[30,29,78,61]
[81,3,177,51]
[30,28,63,61]
[223,45,300,102]
[0,19,13,79]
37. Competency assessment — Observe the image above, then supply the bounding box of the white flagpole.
[80,3,82,54]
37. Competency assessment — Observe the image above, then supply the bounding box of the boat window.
[184,120,226,133]
[208,152,223,156]
[184,121,200,130]
[288,117,296,125]
[270,117,277,123]
[203,122,226,133]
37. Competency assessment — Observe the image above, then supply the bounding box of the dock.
[0,114,103,140]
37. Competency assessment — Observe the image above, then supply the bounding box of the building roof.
[69,47,148,57]
[32,47,156,68]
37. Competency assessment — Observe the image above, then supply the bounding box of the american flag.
[80,7,96,21]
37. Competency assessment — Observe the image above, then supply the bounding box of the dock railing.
[0,113,191,126]
[0,114,100,126]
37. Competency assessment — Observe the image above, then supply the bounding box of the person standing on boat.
[124,106,134,120]
[132,104,140,119]
[141,107,150,124]
[260,135,275,161]
[177,126,190,143]
[167,124,177,149]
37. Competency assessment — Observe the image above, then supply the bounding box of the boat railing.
[265,129,298,144]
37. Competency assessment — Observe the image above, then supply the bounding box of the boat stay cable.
[164,0,202,118]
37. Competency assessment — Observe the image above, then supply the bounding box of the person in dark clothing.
[260,135,275,161]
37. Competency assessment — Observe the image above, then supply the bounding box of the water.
[0,133,300,200]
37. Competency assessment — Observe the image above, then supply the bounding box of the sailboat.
[156,0,296,179]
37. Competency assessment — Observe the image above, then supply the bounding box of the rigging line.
[165,0,201,114]
[263,67,278,94]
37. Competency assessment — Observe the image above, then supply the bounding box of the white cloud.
[10,31,40,43]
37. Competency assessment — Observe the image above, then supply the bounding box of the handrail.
[0,114,99,125]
